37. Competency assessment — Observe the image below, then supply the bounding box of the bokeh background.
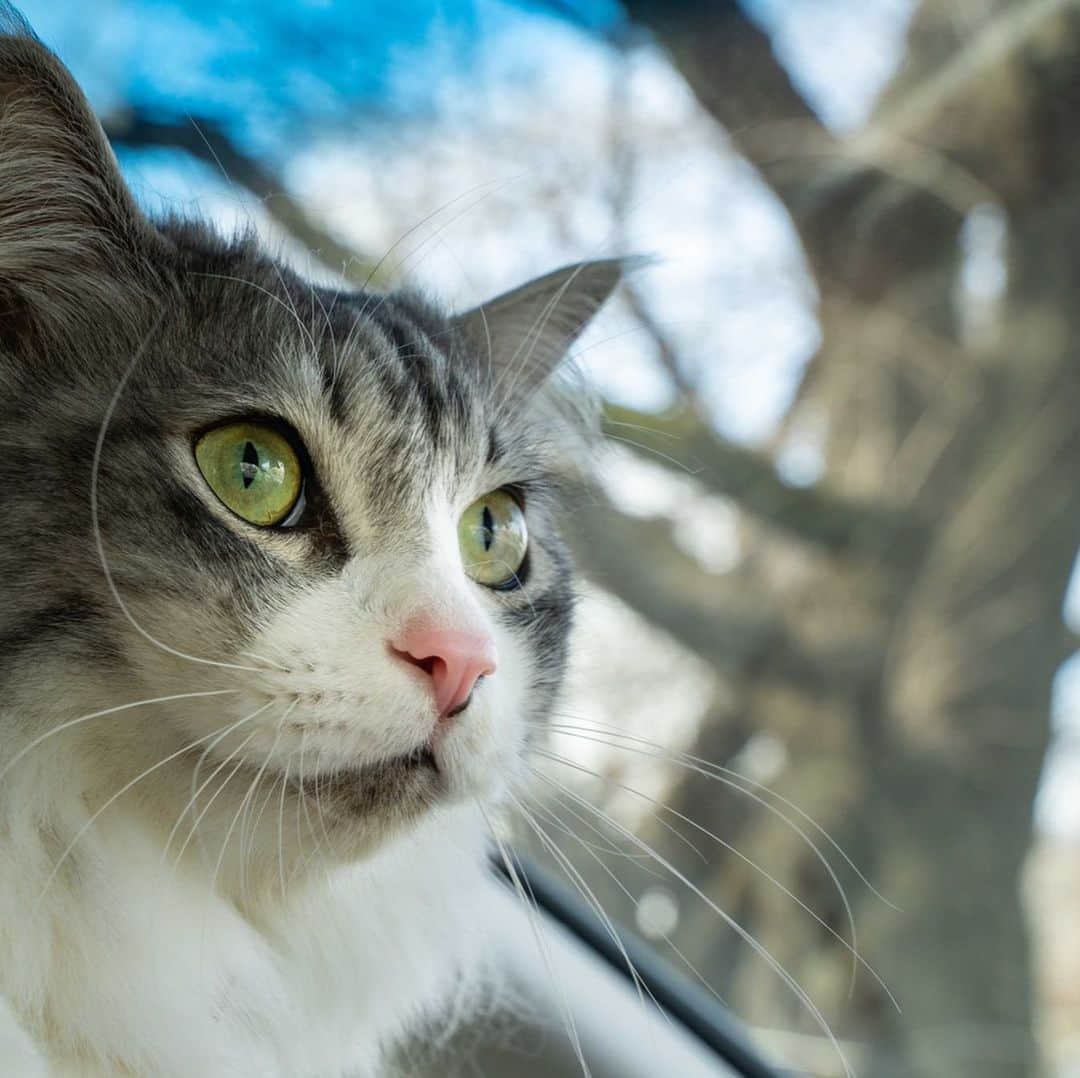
[20,1,1080,1075]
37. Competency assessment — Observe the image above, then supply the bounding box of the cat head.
[0,12,623,884]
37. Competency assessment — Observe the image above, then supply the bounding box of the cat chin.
[295,745,444,825]
[288,718,510,830]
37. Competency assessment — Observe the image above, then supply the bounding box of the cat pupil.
[482,504,494,551]
[240,441,260,488]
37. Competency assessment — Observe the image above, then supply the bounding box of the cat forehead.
[164,240,490,455]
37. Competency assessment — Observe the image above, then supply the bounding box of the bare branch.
[620,282,694,397]
[618,1,824,142]
[565,487,880,694]
[104,110,381,284]
[602,403,926,564]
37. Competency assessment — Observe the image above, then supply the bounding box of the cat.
[0,7,624,1074]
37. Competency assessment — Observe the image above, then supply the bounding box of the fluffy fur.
[0,9,622,1075]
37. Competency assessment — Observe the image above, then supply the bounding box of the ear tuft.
[0,6,154,347]
[453,257,639,400]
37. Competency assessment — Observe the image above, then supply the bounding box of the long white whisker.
[520,788,658,865]
[168,724,265,869]
[0,689,239,790]
[532,743,897,1010]
[310,745,337,858]
[276,759,291,901]
[237,699,298,900]
[550,713,900,911]
[353,179,518,332]
[162,699,278,865]
[37,705,268,904]
[479,803,592,1078]
[190,272,319,359]
[238,650,289,672]
[547,719,876,997]
[531,748,707,865]
[210,751,268,900]
[90,313,267,675]
[526,764,853,1078]
[294,729,322,869]
[507,790,659,1015]
[519,788,727,1011]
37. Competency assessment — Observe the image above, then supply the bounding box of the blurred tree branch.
[566,487,882,694]
[104,111,381,283]
[602,402,927,564]
[616,1,827,150]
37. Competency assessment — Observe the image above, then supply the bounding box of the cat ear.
[453,259,629,397]
[0,10,158,347]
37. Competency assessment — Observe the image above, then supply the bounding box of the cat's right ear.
[452,259,632,403]
[0,8,161,350]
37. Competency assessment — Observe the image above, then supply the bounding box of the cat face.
[101,261,583,847]
[0,16,622,872]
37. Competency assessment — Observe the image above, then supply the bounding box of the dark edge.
[491,850,793,1078]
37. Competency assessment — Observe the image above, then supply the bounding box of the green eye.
[194,422,303,527]
[459,490,528,589]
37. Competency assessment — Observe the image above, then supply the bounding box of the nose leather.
[393,625,497,718]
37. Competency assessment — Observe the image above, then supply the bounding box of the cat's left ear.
[453,259,629,397]
[0,10,161,348]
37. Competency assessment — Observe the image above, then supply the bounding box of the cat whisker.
[288,739,342,887]
[210,748,270,901]
[547,715,877,992]
[0,689,241,791]
[602,415,687,443]
[163,699,280,867]
[599,432,699,476]
[236,699,297,901]
[479,803,593,1078]
[91,312,270,676]
[492,260,601,415]
[308,744,339,869]
[218,700,296,904]
[191,271,320,361]
[548,713,900,913]
[292,729,326,878]
[525,763,854,1078]
[567,322,666,363]
[241,745,291,897]
[506,789,661,1017]
[276,759,291,902]
[530,743,898,1010]
[352,178,517,331]
[168,725,265,870]
[185,117,322,377]
[306,272,343,400]
[516,788,727,1011]
[238,650,290,673]
[517,788,658,865]
[36,701,274,906]
[528,760,706,866]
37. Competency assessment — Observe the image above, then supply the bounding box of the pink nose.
[392,625,497,718]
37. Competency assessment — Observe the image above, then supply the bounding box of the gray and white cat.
[0,9,622,1075]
